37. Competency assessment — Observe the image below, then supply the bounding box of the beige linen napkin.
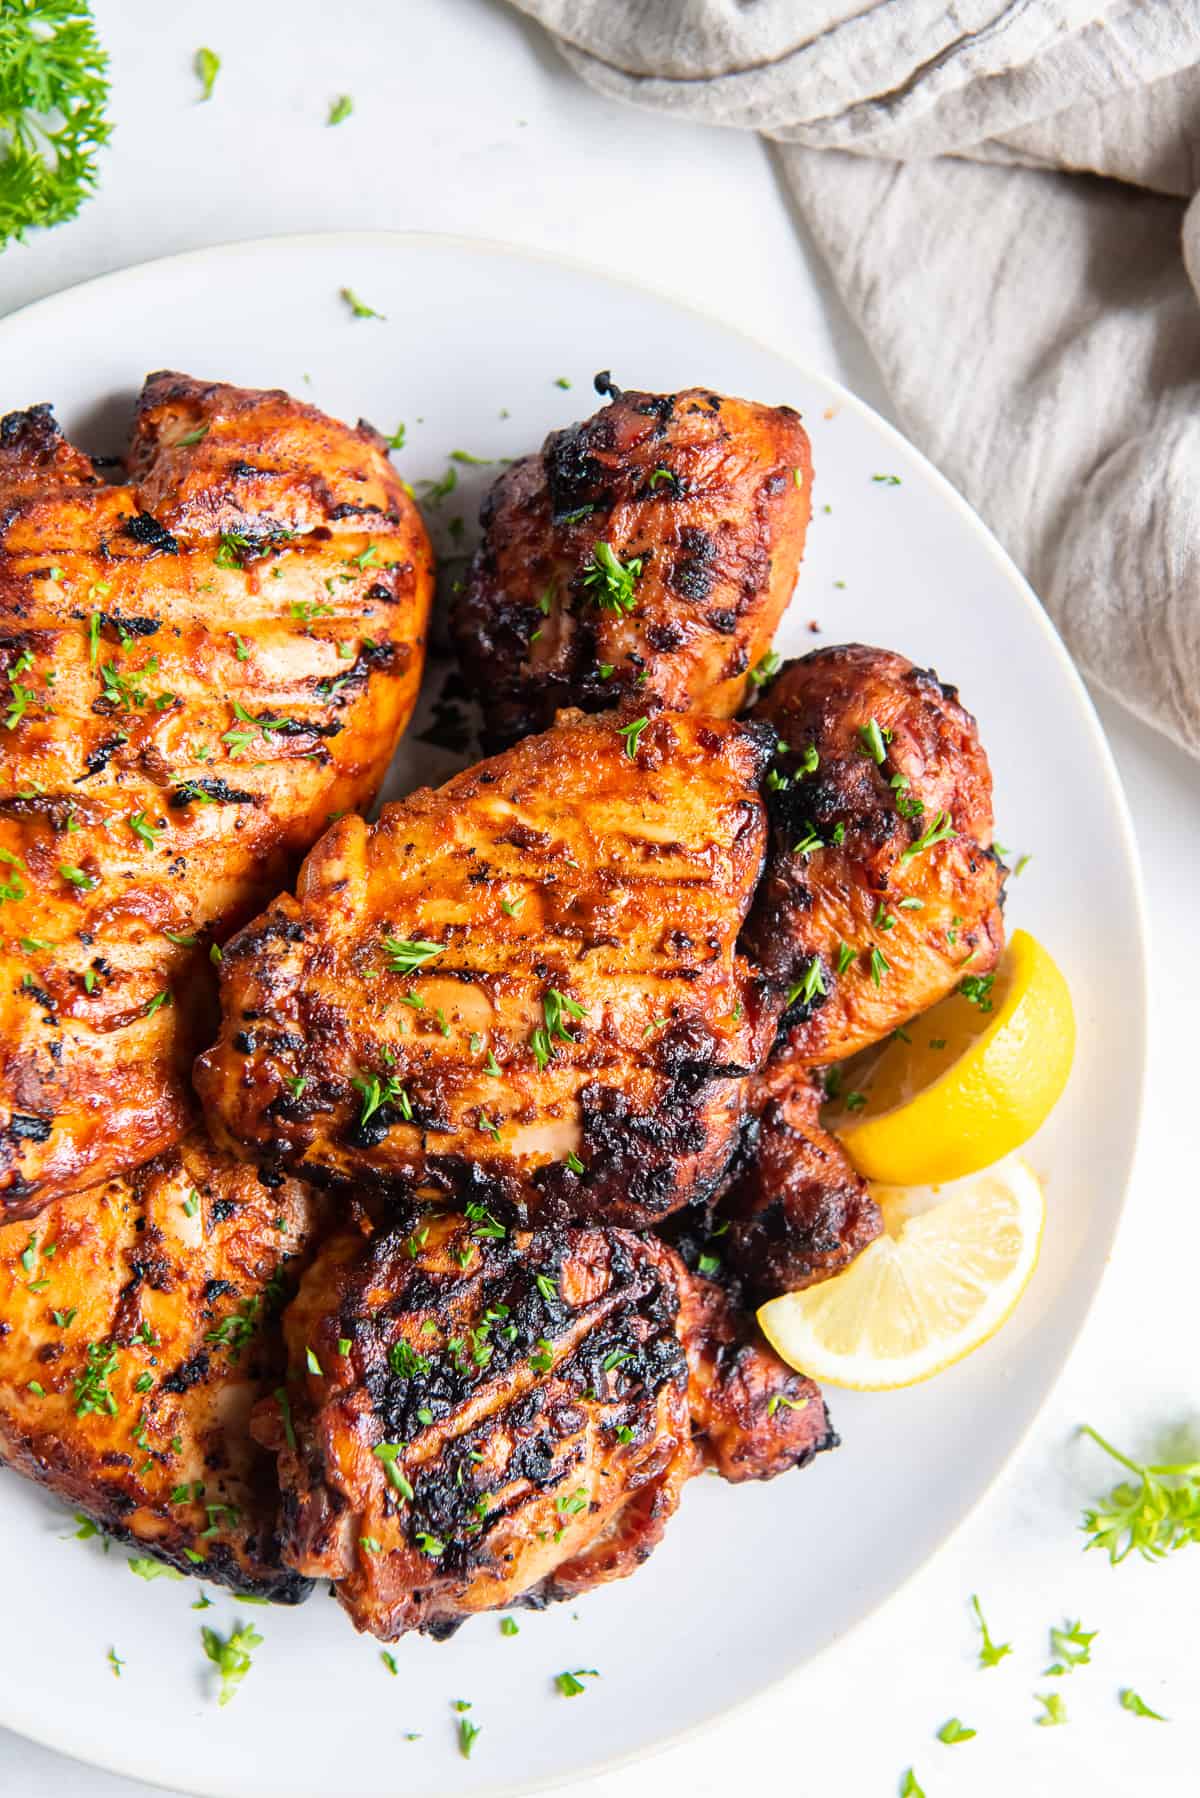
[507,2,1200,757]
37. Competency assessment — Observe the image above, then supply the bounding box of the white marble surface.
[0,2,1195,1793]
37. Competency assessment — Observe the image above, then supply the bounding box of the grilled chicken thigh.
[743,646,1005,1064]
[452,377,812,750]
[0,374,433,1220]
[709,1058,882,1304]
[198,710,776,1228]
[0,1127,319,1597]
[259,1206,832,1639]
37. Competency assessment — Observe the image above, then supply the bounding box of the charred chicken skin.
[197,710,776,1229]
[260,1206,832,1639]
[743,645,1005,1065]
[707,1058,882,1305]
[0,1128,319,1597]
[452,377,813,750]
[0,374,433,1221]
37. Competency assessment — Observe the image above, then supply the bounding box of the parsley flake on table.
[555,1668,599,1697]
[1035,1690,1068,1727]
[0,1,113,250]
[201,1621,262,1706]
[194,46,220,101]
[1120,1688,1167,1721]
[1045,1618,1096,1675]
[936,1717,976,1745]
[970,1593,1012,1668]
[340,285,385,321]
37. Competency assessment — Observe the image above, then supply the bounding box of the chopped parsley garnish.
[936,1717,976,1745]
[381,1650,399,1675]
[786,958,825,1008]
[1045,1618,1096,1676]
[1120,1688,1167,1721]
[373,1442,414,1499]
[458,1717,481,1758]
[351,1072,412,1126]
[617,714,648,758]
[871,473,901,486]
[382,936,443,975]
[107,1646,124,1679]
[1035,1691,1068,1727]
[327,94,353,126]
[177,424,208,446]
[305,1346,322,1377]
[565,1149,585,1175]
[555,1669,599,1697]
[340,285,385,321]
[835,941,855,976]
[958,973,995,1012]
[74,1340,119,1417]
[194,46,220,100]
[414,1531,445,1556]
[59,862,97,890]
[900,809,957,864]
[583,542,642,614]
[868,946,890,986]
[791,824,822,857]
[128,1556,182,1582]
[128,810,162,850]
[899,1771,925,1797]
[856,717,889,764]
[201,1622,263,1706]
[500,1616,519,1637]
[748,650,781,689]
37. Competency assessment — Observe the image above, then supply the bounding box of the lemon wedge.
[757,1159,1045,1389]
[829,929,1074,1186]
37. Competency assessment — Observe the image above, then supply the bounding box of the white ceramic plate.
[0,234,1145,1798]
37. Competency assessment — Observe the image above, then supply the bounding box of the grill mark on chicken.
[451,379,813,750]
[260,1208,833,1639]
[0,373,434,1219]
[0,1129,323,1598]
[198,710,777,1228]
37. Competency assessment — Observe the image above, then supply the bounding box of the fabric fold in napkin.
[507,0,1200,757]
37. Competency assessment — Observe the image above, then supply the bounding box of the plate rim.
[0,226,1150,1798]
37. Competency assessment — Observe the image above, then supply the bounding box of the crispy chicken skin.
[713,1059,882,1303]
[259,1207,832,1639]
[197,710,777,1229]
[743,645,1005,1064]
[0,375,433,1221]
[0,1128,320,1598]
[451,377,813,750]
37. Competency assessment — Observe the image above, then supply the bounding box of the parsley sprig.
[583,542,642,614]
[0,1,113,250]
[1080,1423,1200,1562]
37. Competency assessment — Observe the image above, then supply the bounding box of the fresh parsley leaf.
[1120,1688,1167,1721]
[936,1717,976,1745]
[194,46,220,101]
[127,1556,182,1582]
[1045,1618,1096,1676]
[1035,1691,1068,1727]
[555,1668,599,1697]
[1079,1423,1200,1562]
[583,542,642,615]
[201,1621,262,1706]
[0,1,112,249]
[970,1593,1012,1668]
[340,285,385,321]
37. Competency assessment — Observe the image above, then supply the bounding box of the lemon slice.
[757,1159,1045,1389]
[829,929,1074,1185]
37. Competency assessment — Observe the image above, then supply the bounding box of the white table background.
[1,3,1195,1794]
